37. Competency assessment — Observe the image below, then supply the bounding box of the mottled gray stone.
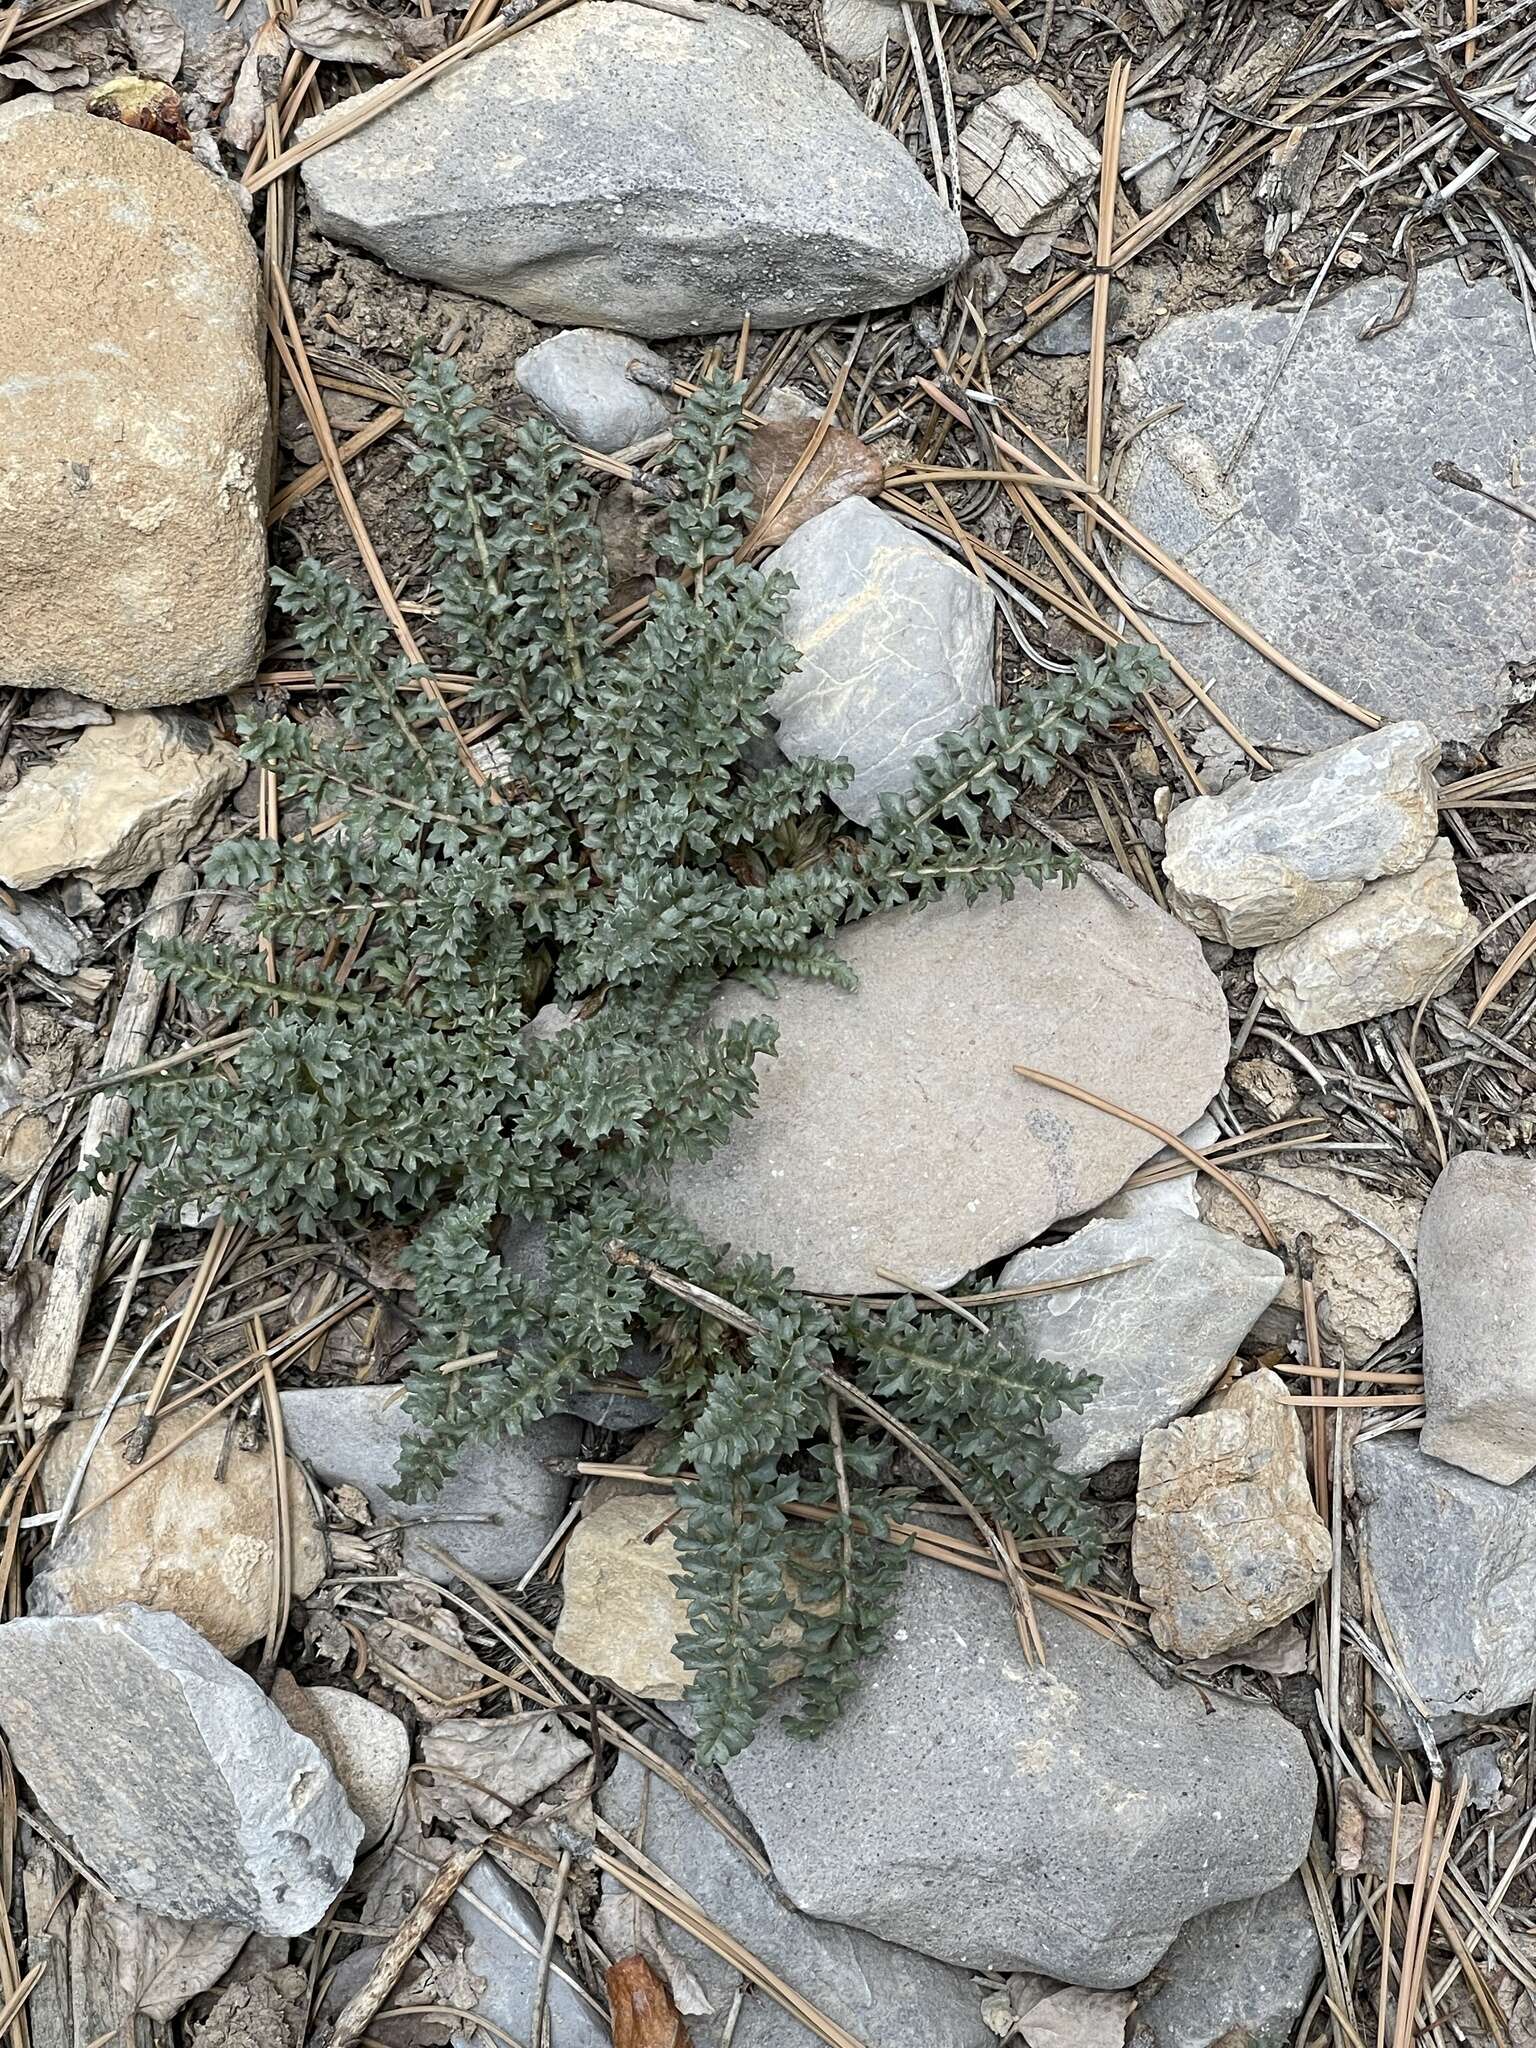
[0,892,83,977]
[280,1386,578,1585]
[1163,721,1442,946]
[1353,1434,1536,1728]
[1133,1880,1320,2048]
[1001,1213,1284,1474]
[454,1858,611,2047]
[1418,1152,1536,1484]
[0,1608,361,1933]
[599,1747,990,2047]
[1120,268,1536,751]
[515,328,670,454]
[1254,838,1478,1033]
[1121,107,1180,210]
[300,2,967,339]
[719,1560,1316,1987]
[820,0,893,65]
[669,876,1229,1294]
[1134,1369,1333,1659]
[765,498,993,825]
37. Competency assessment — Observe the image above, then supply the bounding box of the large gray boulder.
[1353,1434,1536,1730]
[1119,268,1536,752]
[300,2,967,339]
[0,1608,361,1933]
[669,877,1229,1294]
[280,1386,578,1586]
[599,1746,990,2047]
[1418,1152,1536,1485]
[1162,721,1442,946]
[766,499,994,825]
[1132,1879,1320,2048]
[997,1212,1284,1474]
[719,1560,1317,1988]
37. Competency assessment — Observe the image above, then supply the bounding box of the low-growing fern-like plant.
[91,355,1164,1762]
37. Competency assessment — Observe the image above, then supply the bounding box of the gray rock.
[1163,721,1442,946]
[598,1747,990,2047]
[1134,1369,1333,1660]
[719,1559,1316,1987]
[279,1681,409,1852]
[997,1212,1285,1475]
[669,875,1230,1295]
[1133,1880,1320,2048]
[765,498,994,825]
[454,1858,610,2047]
[515,328,670,454]
[280,1386,578,1585]
[820,0,894,65]
[1418,1152,1536,1485]
[300,1,967,340]
[0,1608,361,1933]
[1353,1434,1536,1728]
[0,892,83,977]
[1121,107,1180,210]
[1253,838,1478,1033]
[1119,267,1536,752]
[1028,281,1131,357]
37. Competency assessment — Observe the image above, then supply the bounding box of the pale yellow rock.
[1133,1367,1332,1660]
[0,712,244,893]
[30,1417,327,1657]
[555,1492,693,1699]
[0,115,269,708]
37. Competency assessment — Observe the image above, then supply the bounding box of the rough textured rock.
[1417,1152,1536,1485]
[1353,1435,1536,1729]
[275,1679,409,1852]
[820,0,894,64]
[1199,1164,1420,1368]
[599,1746,991,2048]
[1,116,268,709]
[1119,268,1536,752]
[1134,1369,1332,1659]
[280,1386,578,1585]
[300,1,967,339]
[555,1493,691,1699]
[997,1213,1285,1474]
[0,1608,361,1933]
[765,498,994,825]
[1132,1880,1320,2048]
[1254,839,1477,1033]
[1121,107,1179,209]
[29,1416,327,1657]
[515,328,670,454]
[670,877,1230,1294]
[0,713,244,893]
[719,1559,1316,1987]
[958,80,1099,234]
[1163,722,1442,945]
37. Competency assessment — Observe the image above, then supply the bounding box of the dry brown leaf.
[748,419,883,549]
[222,14,288,153]
[608,1954,694,2048]
[88,74,190,141]
[592,1889,714,2019]
[285,0,443,74]
[1336,1778,1427,1884]
[102,1901,248,2023]
[0,32,89,88]
[117,1,185,81]
[418,1712,589,1829]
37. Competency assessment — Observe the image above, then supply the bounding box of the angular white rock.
[766,498,994,825]
[515,328,671,454]
[1254,839,1478,1033]
[958,80,1099,234]
[998,1212,1285,1474]
[1163,721,1441,946]
[300,1,967,339]
[669,876,1229,1294]
[1418,1152,1536,1485]
[0,1608,361,1933]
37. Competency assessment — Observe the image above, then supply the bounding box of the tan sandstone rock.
[30,1415,327,1656]
[555,1492,692,1699]
[0,712,244,893]
[1134,1367,1332,1660]
[0,115,269,709]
